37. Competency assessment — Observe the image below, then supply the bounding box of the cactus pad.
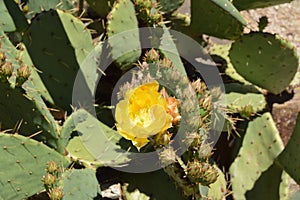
[59,168,101,200]
[23,9,93,111]
[229,32,299,94]
[107,0,141,70]
[66,109,131,167]
[277,113,300,184]
[0,0,28,32]
[229,113,284,199]
[0,133,69,200]
[225,83,266,114]
[190,0,246,40]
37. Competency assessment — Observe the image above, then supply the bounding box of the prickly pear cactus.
[0,0,28,32]
[0,133,69,200]
[59,168,101,200]
[229,32,298,94]
[23,9,93,111]
[107,0,141,71]
[230,113,284,200]
[277,113,300,184]
[190,0,246,40]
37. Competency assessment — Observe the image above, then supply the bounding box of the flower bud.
[16,65,31,86]
[17,65,30,78]
[154,132,172,147]
[43,173,56,186]
[145,48,160,62]
[186,160,218,186]
[46,160,58,174]
[159,147,176,166]
[48,187,63,200]
[239,105,254,119]
[0,62,13,77]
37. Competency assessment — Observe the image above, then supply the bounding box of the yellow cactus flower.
[115,81,173,150]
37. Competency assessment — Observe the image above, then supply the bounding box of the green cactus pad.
[225,83,266,114]
[23,9,93,111]
[233,0,293,10]
[67,136,103,168]
[0,82,60,149]
[85,0,115,18]
[0,133,69,200]
[66,109,131,167]
[0,0,28,32]
[229,32,299,94]
[107,0,141,71]
[59,168,101,200]
[157,0,184,13]
[229,113,284,200]
[277,113,300,184]
[190,0,246,40]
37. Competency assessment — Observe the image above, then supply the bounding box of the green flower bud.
[48,187,63,200]
[16,65,31,86]
[154,132,171,147]
[239,105,254,119]
[43,173,57,186]
[0,62,13,77]
[187,160,218,186]
[46,160,58,174]
[17,65,30,79]
[145,48,160,62]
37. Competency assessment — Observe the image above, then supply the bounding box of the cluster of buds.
[134,0,163,25]
[0,48,31,86]
[42,160,63,200]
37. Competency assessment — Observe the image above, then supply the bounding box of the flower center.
[131,108,152,127]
